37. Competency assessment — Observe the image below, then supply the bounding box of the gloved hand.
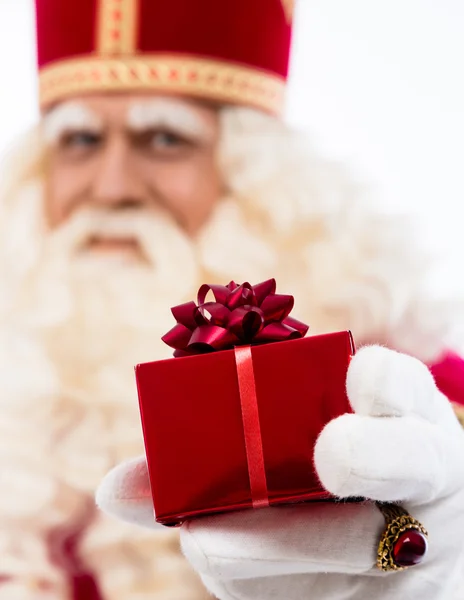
[96,346,464,600]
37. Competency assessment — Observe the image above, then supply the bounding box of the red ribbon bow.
[162,279,309,357]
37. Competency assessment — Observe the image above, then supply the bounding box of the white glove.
[96,346,464,600]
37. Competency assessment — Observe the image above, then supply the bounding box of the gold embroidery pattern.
[97,0,139,55]
[39,55,286,115]
[281,0,294,23]
[453,402,464,428]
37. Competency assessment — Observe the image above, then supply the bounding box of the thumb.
[96,456,164,530]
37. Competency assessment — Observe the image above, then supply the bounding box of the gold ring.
[376,503,428,572]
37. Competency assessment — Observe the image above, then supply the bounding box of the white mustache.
[47,208,163,256]
[13,205,200,329]
[39,206,199,298]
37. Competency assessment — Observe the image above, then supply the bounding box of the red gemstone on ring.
[393,530,428,567]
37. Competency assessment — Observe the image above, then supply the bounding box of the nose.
[92,136,146,210]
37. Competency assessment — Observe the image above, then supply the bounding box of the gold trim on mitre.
[281,0,294,23]
[39,55,286,115]
[96,0,139,55]
[453,402,464,428]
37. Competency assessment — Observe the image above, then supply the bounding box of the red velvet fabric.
[35,0,98,67]
[430,351,464,407]
[47,501,104,600]
[35,0,292,77]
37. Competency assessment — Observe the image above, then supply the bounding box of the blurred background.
[0,0,463,248]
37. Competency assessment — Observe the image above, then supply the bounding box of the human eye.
[60,130,102,150]
[135,128,193,157]
[152,130,187,148]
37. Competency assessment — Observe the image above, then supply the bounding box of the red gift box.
[137,304,355,526]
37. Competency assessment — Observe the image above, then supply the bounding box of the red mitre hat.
[35,0,294,115]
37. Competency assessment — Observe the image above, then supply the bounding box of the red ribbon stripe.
[234,346,269,508]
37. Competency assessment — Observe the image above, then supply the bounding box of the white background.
[0,0,463,248]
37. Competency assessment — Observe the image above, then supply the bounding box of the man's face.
[43,94,223,259]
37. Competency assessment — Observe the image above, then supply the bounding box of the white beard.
[8,203,201,361]
[0,202,208,512]
[13,204,196,314]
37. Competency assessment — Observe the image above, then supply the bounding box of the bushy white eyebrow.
[127,98,215,142]
[42,102,103,145]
